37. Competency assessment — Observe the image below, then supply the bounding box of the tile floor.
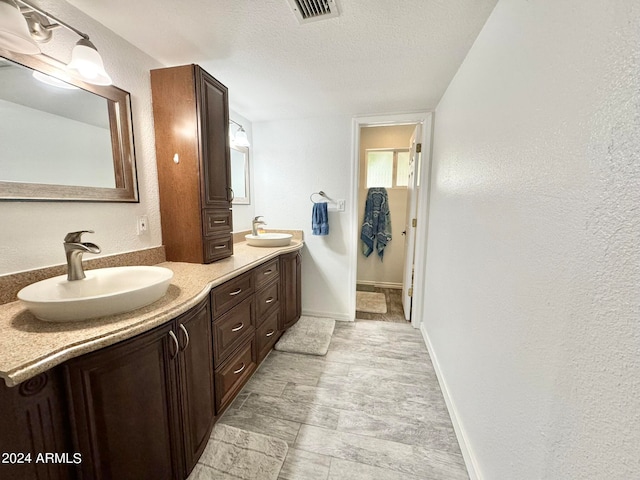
[355,286,407,323]
[218,320,469,479]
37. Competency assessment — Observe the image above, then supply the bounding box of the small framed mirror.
[230,145,250,205]
[0,48,138,202]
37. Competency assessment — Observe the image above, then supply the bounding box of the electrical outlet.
[137,215,149,235]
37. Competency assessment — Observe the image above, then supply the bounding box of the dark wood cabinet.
[214,337,256,412]
[256,309,280,362]
[212,296,255,367]
[151,64,233,264]
[65,299,214,480]
[280,251,302,330]
[0,369,72,480]
[211,272,258,413]
[175,300,216,473]
[0,249,302,480]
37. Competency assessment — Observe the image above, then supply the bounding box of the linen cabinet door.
[196,67,232,209]
[65,323,181,480]
[175,299,215,475]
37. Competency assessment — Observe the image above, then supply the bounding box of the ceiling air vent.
[286,0,340,24]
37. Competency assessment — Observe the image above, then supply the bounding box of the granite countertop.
[0,238,303,387]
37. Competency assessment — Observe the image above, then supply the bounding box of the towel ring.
[310,191,328,203]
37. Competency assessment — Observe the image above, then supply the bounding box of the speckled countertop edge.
[0,237,303,387]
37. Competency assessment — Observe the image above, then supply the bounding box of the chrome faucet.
[64,230,101,281]
[252,216,266,236]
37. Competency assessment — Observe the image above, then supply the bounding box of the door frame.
[402,124,422,321]
[349,111,433,328]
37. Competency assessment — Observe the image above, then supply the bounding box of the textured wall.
[357,125,414,287]
[425,0,640,478]
[0,0,162,274]
[253,116,353,319]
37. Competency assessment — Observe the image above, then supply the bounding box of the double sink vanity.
[0,54,303,479]
[0,235,303,480]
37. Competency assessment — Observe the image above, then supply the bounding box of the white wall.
[424,1,640,479]
[357,125,414,287]
[0,0,162,274]
[253,116,353,320]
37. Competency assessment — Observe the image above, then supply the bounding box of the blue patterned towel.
[312,201,329,235]
[360,187,392,259]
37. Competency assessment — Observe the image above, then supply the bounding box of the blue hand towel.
[360,187,392,259]
[312,202,329,235]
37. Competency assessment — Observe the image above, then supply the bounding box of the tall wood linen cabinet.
[151,64,233,263]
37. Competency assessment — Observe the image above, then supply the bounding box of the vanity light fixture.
[0,0,39,53]
[229,119,250,148]
[0,0,112,86]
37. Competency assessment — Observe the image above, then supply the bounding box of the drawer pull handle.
[264,269,273,275]
[179,323,190,351]
[229,288,242,296]
[214,244,226,249]
[233,363,246,375]
[231,322,244,332]
[213,220,226,224]
[266,330,275,337]
[168,331,179,359]
[265,297,274,304]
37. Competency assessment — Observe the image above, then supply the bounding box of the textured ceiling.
[67,0,498,122]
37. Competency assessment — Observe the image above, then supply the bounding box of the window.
[365,149,410,189]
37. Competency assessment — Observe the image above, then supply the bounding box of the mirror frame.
[230,145,250,205]
[0,48,138,202]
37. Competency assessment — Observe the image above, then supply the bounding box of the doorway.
[349,112,433,329]
[355,124,417,322]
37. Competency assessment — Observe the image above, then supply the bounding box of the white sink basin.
[18,266,174,322]
[245,233,293,247]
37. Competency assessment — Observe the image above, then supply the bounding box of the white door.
[402,124,422,320]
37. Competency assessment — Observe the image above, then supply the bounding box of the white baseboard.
[356,280,403,289]
[420,323,482,480]
[302,309,354,322]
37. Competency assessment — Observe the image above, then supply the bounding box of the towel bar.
[310,191,330,203]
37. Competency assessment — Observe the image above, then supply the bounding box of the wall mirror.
[230,145,250,205]
[0,48,138,202]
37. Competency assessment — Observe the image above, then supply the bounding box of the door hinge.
[416,143,422,153]
[408,287,413,297]
[412,218,417,228]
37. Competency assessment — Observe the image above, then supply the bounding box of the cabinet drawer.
[215,338,256,413]
[204,233,233,263]
[212,272,254,317]
[203,209,232,235]
[254,258,279,289]
[213,296,254,366]
[256,310,280,363]
[255,280,280,325]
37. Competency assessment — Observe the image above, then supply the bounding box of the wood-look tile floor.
[356,286,407,323]
[218,320,469,480]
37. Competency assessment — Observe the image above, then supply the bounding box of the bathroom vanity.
[0,239,302,480]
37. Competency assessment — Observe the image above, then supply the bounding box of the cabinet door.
[196,67,231,208]
[65,323,181,480]
[176,300,216,475]
[0,369,72,480]
[280,251,302,331]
